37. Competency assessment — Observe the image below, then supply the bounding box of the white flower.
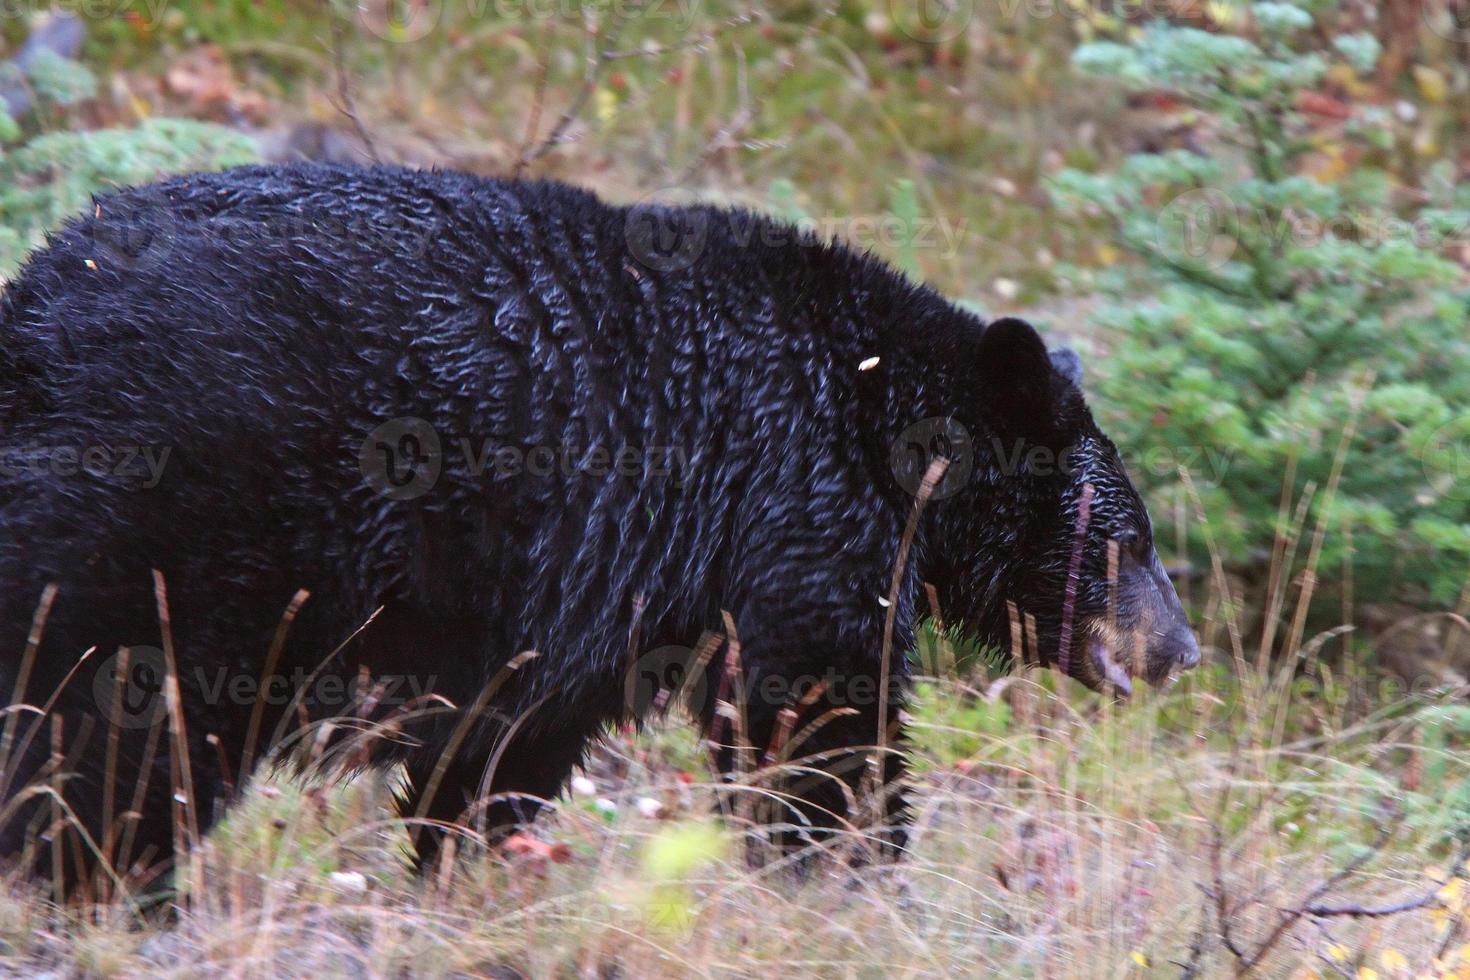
[571,775,596,796]
[635,797,664,819]
[329,871,368,894]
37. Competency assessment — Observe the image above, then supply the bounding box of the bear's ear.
[977,317,1056,430]
[1049,347,1084,388]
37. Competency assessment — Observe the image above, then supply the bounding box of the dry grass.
[4,4,1468,977]
[3,650,1468,979]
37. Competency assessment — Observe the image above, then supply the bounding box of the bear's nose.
[1171,626,1201,669]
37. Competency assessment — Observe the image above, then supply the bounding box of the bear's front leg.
[697,622,911,864]
[396,713,606,874]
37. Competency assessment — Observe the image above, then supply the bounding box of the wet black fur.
[0,164,1156,892]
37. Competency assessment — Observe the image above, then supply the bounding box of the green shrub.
[0,50,257,279]
[1050,2,1470,610]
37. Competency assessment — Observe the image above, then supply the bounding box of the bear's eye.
[1112,530,1151,563]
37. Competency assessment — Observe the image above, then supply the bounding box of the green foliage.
[0,116,257,278]
[1051,2,1470,607]
[887,178,922,278]
[0,44,257,280]
[638,821,728,933]
[1412,704,1470,842]
[907,680,1012,768]
[22,47,96,107]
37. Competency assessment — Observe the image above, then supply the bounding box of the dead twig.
[326,1,381,162]
[1231,817,1403,972]
[517,9,635,171]
[1200,804,1469,977]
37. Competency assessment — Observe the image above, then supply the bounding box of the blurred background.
[5,2,1470,976]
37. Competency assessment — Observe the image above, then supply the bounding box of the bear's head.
[922,317,1200,695]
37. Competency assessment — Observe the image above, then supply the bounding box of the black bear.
[0,164,1198,896]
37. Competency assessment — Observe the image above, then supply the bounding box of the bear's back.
[0,165,933,645]
[0,165,882,460]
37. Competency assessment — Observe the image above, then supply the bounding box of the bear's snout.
[1081,549,1202,695]
[1137,553,1201,685]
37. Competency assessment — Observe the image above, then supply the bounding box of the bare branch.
[326,1,381,163]
[518,10,635,170]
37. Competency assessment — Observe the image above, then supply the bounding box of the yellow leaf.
[595,89,618,125]
[1439,878,1465,907]
[1413,131,1441,158]
[642,822,727,880]
[1380,949,1408,971]
[1357,969,1379,980]
[1304,146,1350,184]
[1413,65,1447,104]
[1326,63,1372,99]
[1131,951,1150,967]
[1206,2,1236,26]
[1329,944,1352,962]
